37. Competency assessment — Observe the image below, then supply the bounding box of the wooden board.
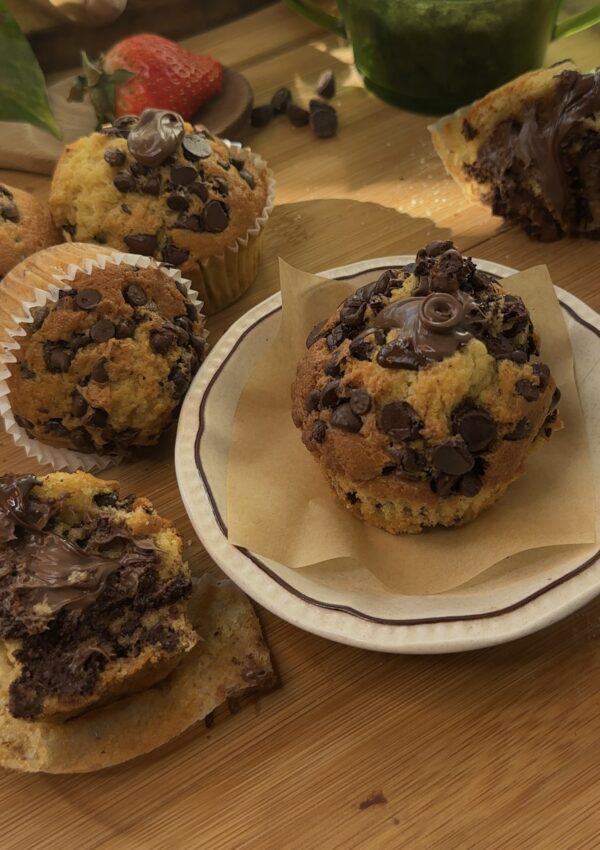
[0,5,599,848]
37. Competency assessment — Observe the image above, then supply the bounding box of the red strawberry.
[69,35,223,126]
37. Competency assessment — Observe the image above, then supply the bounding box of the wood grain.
[0,6,599,848]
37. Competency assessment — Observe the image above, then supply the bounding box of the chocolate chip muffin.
[0,471,198,721]
[0,184,61,279]
[6,247,207,457]
[49,109,274,314]
[292,242,561,534]
[430,63,600,241]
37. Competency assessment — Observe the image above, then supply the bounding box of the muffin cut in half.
[292,241,561,534]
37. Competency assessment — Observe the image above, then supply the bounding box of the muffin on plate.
[430,62,600,241]
[0,184,61,278]
[4,243,207,458]
[292,241,561,534]
[49,108,275,313]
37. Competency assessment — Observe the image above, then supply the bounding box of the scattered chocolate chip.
[115,318,136,339]
[430,473,458,498]
[162,242,190,266]
[62,223,76,237]
[14,415,33,430]
[176,214,203,232]
[320,380,340,408]
[70,333,90,350]
[71,392,88,418]
[104,148,126,167]
[349,337,373,361]
[170,165,197,186]
[169,367,190,398]
[141,174,161,196]
[251,105,273,127]
[130,161,149,177]
[116,427,139,445]
[533,362,551,391]
[0,185,13,198]
[271,87,292,114]
[483,335,527,362]
[324,356,342,378]
[70,427,94,452]
[150,328,174,354]
[20,364,36,379]
[431,441,474,475]
[231,156,245,171]
[217,158,230,170]
[330,403,362,432]
[90,319,115,342]
[379,401,422,441]
[213,177,229,196]
[121,203,132,215]
[182,133,212,160]
[74,289,101,311]
[452,406,496,453]
[462,119,478,141]
[377,340,426,370]
[124,233,157,256]
[190,335,206,358]
[123,284,147,307]
[457,471,483,497]
[349,389,371,415]
[504,418,531,441]
[326,324,346,349]
[113,171,135,193]
[91,358,109,383]
[167,192,190,212]
[94,491,118,508]
[185,301,198,322]
[239,169,256,189]
[340,299,366,327]
[389,446,424,480]
[306,320,326,348]
[287,104,310,127]
[311,420,327,443]
[94,233,107,244]
[189,181,209,201]
[310,106,338,138]
[44,343,72,374]
[0,201,19,222]
[309,98,334,112]
[202,200,229,233]
[88,407,108,427]
[316,69,335,99]
[515,379,540,402]
[305,389,321,412]
[425,240,454,258]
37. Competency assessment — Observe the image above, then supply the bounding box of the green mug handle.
[283,0,347,38]
[553,3,600,39]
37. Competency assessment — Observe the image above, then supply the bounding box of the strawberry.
[69,35,223,127]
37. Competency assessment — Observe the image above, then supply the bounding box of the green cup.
[284,0,600,113]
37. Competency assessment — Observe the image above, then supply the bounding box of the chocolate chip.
[515,379,540,401]
[74,289,101,310]
[190,335,206,358]
[124,284,147,307]
[28,305,48,332]
[150,328,174,354]
[174,315,193,334]
[340,300,366,327]
[62,223,76,237]
[217,159,231,170]
[0,201,19,222]
[70,427,94,452]
[176,214,203,232]
[305,390,321,412]
[287,104,310,127]
[349,389,371,415]
[88,407,109,427]
[452,406,496,453]
[185,301,198,322]
[44,343,71,374]
[213,178,229,196]
[70,333,90,350]
[230,157,245,171]
[533,362,551,391]
[104,148,126,166]
[431,441,474,475]
[324,356,342,378]
[202,200,229,233]
[121,203,132,215]
[320,380,340,408]
[0,185,13,198]
[94,233,107,245]
[162,242,190,266]
[306,320,326,348]
[425,240,454,258]
[141,174,161,196]
[549,387,561,410]
[90,319,115,342]
[462,119,478,141]
[483,336,527,362]
[315,69,335,99]
[91,358,109,383]
[377,340,426,370]
[182,133,213,160]
[250,105,273,127]
[124,233,157,256]
[14,415,33,430]
[169,367,190,398]
[167,192,190,212]
[189,181,209,201]
[326,324,346,349]
[116,318,136,339]
[129,161,149,177]
[430,473,458,498]
[309,98,333,112]
[271,87,292,114]
[170,165,197,186]
[71,392,88,417]
[94,492,118,508]
[330,403,362,432]
[239,169,255,189]
[504,418,531,441]
[113,171,135,193]
[379,401,422,441]
[389,447,424,480]
[310,106,338,138]
[20,364,36,379]
[349,337,373,361]
[457,472,483,497]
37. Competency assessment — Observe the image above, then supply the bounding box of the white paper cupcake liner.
[0,250,205,473]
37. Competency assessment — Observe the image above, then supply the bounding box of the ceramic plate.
[175,257,600,652]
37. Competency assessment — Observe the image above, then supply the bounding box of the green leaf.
[0,0,61,138]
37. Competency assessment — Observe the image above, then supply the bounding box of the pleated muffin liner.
[0,250,206,473]
[196,144,276,315]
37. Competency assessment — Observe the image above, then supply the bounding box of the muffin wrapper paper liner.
[226,260,597,595]
[0,248,204,474]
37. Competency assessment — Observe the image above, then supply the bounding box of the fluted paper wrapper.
[0,244,203,473]
[226,260,597,595]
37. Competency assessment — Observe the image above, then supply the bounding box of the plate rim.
[176,256,600,652]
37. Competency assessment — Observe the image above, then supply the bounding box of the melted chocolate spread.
[127,108,185,167]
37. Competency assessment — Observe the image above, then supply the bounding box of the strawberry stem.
[68,50,135,129]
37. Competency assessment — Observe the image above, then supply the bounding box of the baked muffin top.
[0,184,61,278]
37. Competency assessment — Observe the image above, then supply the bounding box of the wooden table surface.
[1,6,600,848]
